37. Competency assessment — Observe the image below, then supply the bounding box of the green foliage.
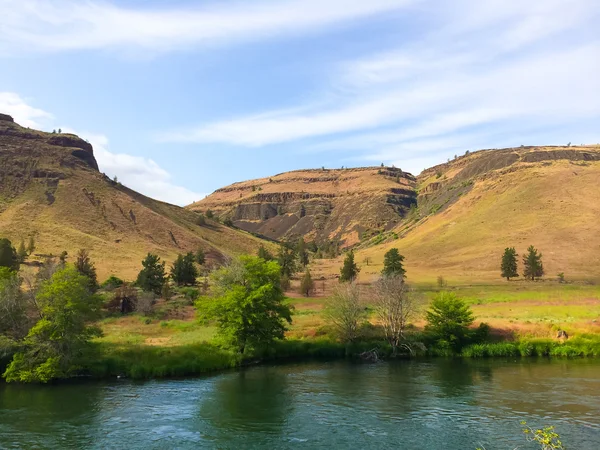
[297,237,309,267]
[17,239,28,263]
[223,218,234,227]
[339,251,360,282]
[3,267,102,383]
[179,286,200,301]
[257,244,274,261]
[280,274,291,291]
[170,252,198,286]
[136,253,166,295]
[521,421,565,450]
[557,272,565,283]
[205,209,214,219]
[0,269,29,339]
[196,214,206,226]
[425,292,474,352]
[101,275,124,291]
[500,247,519,280]
[277,243,297,278]
[195,248,206,265]
[161,282,173,301]
[382,248,406,278]
[299,268,315,297]
[523,245,544,280]
[197,256,292,354]
[75,249,98,291]
[0,238,19,271]
[324,282,366,343]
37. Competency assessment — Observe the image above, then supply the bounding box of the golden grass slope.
[0,115,269,280]
[351,145,600,283]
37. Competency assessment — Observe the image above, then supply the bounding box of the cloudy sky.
[1,0,599,205]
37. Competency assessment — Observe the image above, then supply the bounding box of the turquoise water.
[1,359,599,449]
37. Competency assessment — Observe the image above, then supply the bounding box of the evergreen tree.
[205,209,214,219]
[136,253,166,295]
[297,237,309,267]
[195,248,206,265]
[75,249,98,291]
[340,251,360,282]
[382,248,406,278]
[257,245,274,261]
[500,247,519,280]
[299,268,315,297]
[171,252,198,286]
[17,239,28,263]
[27,236,36,255]
[278,243,297,278]
[523,245,544,280]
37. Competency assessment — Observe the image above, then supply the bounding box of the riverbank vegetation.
[1,236,599,383]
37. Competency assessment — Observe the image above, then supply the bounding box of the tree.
[136,253,166,295]
[0,268,29,340]
[373,275,419,354]
[425,292,474,351]
[59,251,68,266]
[75,249,98,291]
[339,251,360,282]
[278,243,297,278]
[324,282,365,343]
[17,239,28,263]
[0,239,20,271]
[170,252,198,286]
[297,237,309,267]
[205,209,214,219]
[299,268,315,297]
[257,245,274,261]
[27,236,35,256]
[3,267,102,383]
[161,282,173,301]
[195,248,206,266]
[500,247,519,280]
[382,248,406,278]
[197,256,292,354]
[523,245,544,280]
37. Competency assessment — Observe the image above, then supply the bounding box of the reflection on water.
[1,358,600,449]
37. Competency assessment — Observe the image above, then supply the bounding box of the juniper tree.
[170,252,198,286]
[339,250,360,282]
[299,268,315,297]
[136,253,166,295]
[500,247,519,281]
[75,249,98,291]
[523,245,544,280]
[297,237,309,267]
[382,248,406,278]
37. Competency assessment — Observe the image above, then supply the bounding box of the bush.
[425,292,474,352]
[179,287,200,302]
[101,275,124,291]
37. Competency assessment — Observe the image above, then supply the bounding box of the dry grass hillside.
[0,114,268,280]
[341,145,600,283]
[189,166,416,246]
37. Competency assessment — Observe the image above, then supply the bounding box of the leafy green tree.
[278,243,297,278]
[523,245,544,280]
[197,256,292,354]
[75,249,98,291]
[195,248,206,266]
[425,292,474,352]
[0,239,20,271]
[171,252,198,286]
[297,237,309,267]
[3,267,102,383]
[27,236,35,256]
[17,239,28,263]
[339,250,360,282]
[382,248,406,278]
[257,244,274,261]
[299,268,315,297]
[0,268,29,340]
[500,247,519,280]
[136,253,166,295]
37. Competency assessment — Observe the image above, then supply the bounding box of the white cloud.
[0,0,414,55]
[0,92,203,206]
[0,92,53,128]
[159,0,600,171]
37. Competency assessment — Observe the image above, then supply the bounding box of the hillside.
[0,114,268,280]
[189,166,417,247]
[350,145,600,282]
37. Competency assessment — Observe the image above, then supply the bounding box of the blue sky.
[1,0,599,206]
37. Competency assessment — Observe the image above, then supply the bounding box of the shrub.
[425,292,474,352]
[101,275,124,291]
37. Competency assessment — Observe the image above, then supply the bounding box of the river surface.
[1,358,599,449]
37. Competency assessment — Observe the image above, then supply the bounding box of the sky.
[0,0,599,206]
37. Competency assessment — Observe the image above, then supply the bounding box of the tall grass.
[461,336,600,358]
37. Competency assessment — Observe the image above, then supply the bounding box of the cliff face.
[189,166,417,246]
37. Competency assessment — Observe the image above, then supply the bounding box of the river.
[1,358,599,449]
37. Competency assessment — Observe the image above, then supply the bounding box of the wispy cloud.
[0,0,413,55]
[0,92,204,206]
[160,0,600,171]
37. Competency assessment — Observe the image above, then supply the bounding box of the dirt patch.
[145,337,172,346]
